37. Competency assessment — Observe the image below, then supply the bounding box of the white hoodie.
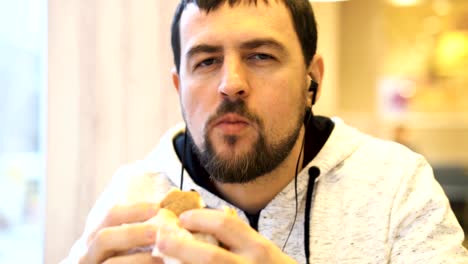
[62,118,468,264]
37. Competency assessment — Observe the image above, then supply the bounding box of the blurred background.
[0,0,466,263]
[0,0,47,263]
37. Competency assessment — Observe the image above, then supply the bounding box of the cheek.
[255,80,304,136]
[181,83,218,144]
[262,81,301,111]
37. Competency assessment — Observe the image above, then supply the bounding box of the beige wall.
[336,0,385,135]
[46,1,180,263]
[338,0,383,114]
[310,2,341,116]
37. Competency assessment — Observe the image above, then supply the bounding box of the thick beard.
[189,99,305,184]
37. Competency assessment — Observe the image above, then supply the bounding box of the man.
[63,0,468,263]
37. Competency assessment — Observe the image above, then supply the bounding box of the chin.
[214,144,248,160]
[214,134,256,154]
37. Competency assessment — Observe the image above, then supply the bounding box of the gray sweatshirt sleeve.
[59,163,173,264]
[388,157,468,264]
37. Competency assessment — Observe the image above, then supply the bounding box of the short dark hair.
[171,0,318,72]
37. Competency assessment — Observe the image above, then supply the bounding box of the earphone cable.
[281,109,313,251]
[179,129,188,190]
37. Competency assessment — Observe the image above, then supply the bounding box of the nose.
[218,56,249,100]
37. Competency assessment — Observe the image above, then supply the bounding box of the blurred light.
[423,16,442,36]
[432,0,452,16]
[437,32,467,63]
[435,31,468,76]
[388,0,423,6]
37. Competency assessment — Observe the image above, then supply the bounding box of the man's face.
[174,1,310,183]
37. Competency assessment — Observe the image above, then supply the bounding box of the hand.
[155,208,297,264]
[79,202,163,264]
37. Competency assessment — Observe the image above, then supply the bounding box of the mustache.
[206,99,262,128]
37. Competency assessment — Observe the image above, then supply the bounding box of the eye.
[195,58,220,69]
[249,53,275,61]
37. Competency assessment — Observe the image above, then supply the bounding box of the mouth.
[211,113,251,134]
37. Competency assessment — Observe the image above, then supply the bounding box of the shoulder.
[333,118,426,174]
[110,164,174,204]
[109,123,186,204]
[356,132,424,170]
[321,118,430,194]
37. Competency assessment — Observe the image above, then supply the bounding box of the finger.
[180,209,257,249]
[146,208,179,226]
[156,232,243,264]
[102,202,160,228]
[88,202,159,244]
[103,252,164,264]
[87,222,157,264]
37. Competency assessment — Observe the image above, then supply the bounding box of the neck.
[214,127,305,214]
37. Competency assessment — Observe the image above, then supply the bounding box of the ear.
[307,54,324,105]
[172,67,181,95]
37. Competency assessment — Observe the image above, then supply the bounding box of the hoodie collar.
[307,117,367,181]
[143,118,366,208]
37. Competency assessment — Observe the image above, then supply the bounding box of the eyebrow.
[186,45,222,62]
[239,38,286,53]
[185,38,287,61]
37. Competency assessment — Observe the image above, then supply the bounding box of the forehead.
[178,1,300,55]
